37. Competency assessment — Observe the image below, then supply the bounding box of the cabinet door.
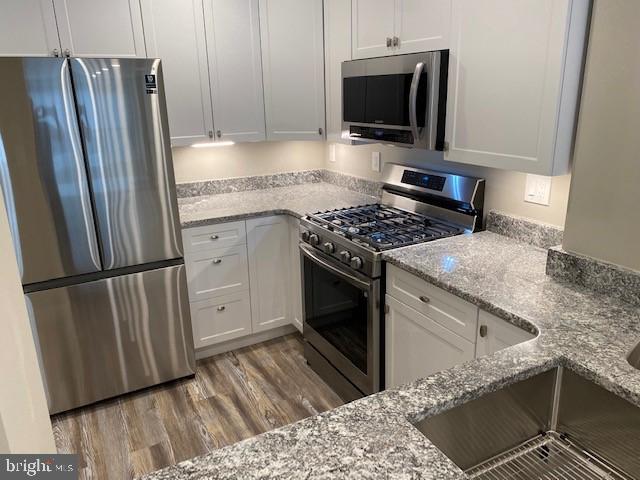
[288,217,303,332]
[351,0,395,59]
[191,292,252,348]
[141,0,214,146]
[205,0,266,143]
[475,310,535,358]
[394,0,450,54]
[53,0,146,57]
[259,0,326,141]
[324,0,351,141]
[247,216,290,333]
[444,0,589,175]
[385,295,475,389]
[0,0,61,56]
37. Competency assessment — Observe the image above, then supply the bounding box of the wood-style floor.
[52,333,343,480]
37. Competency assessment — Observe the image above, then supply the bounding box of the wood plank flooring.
[52,333,343,480]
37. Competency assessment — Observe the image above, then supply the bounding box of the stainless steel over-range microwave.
[342,50,448,150]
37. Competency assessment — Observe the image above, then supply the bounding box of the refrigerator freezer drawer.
[26,264,195,414]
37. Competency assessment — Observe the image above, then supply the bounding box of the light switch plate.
[329,143,336,163]
[371,151,381,172]
[524,174,552,205]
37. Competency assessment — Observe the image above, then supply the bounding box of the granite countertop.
[144,229,640,479]
[178,182,378,228]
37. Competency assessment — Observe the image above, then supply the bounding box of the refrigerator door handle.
[60,59,102,271]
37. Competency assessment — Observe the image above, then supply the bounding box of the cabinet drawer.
[385,295,475,389]
[191,292,252,348]
[185,245,249,301]
[386,264,478,342]
[182,221,246,253]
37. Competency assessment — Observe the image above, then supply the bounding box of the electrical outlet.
[371,151,381,172]
[524,174,552,205]
[329,143,336,163]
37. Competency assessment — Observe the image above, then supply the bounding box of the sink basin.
[413,368,640,479]
[628,342,640,369]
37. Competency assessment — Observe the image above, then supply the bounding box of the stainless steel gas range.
[300,164,485,401]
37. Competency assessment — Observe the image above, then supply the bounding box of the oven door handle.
[409,61,425,144]
[300,243,371,291]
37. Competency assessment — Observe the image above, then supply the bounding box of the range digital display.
[401,170,446,191]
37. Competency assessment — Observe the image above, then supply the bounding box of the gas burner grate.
[466,432,631,480]
[309,204,463,251]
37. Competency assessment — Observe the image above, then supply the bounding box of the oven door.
[300,243,380,395]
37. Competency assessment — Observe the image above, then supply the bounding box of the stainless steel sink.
[627,342,640,370]
[413,368,640,479]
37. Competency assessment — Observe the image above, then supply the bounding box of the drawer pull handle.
[210,235,219,240]
[419,295,430,304]
[217,306,226,312]
[212,258,222,264]
[479,325,488,338]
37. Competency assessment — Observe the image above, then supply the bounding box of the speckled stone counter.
[144,231,640,479]
[178,182,378,228]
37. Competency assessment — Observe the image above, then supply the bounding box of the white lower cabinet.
[191,292,252,348]
[288,217,303,332]
[385,295,475,389]
[385,265,535,389]
[247,216,291,333]
[475,310,535,358]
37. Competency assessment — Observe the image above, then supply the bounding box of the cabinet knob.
[386,37,392,48]
[392,36,399,47]
[318,127,323,136]
[208,130,214,138]
[63,49,71,58]
[216,130,222,138]
[210,235,219,240]
[217,306,226,312]
[479,325,488,338]
[52,48,60,57]
[212,258,222,264]
[419,295,430,304]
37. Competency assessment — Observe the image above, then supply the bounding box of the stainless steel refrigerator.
[0,57,195,414]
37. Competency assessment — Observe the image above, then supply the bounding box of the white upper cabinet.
[259,0,326,141]
[141,0,214,146]
[394,0,450,54]
[246,216,291,333]
[352,0,395,59]
[53,0,146,57]
[444,0,590,175]
[324,0,352,142]
[0,0,61,57]
[352,0,450,59]
[204,0,266,143]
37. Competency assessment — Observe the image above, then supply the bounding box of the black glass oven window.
[343,73,427,127]
[303,256,368,373]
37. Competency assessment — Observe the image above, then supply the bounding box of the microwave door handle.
[409,62,425,144]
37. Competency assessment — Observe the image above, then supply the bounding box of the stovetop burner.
[308,204,463,252]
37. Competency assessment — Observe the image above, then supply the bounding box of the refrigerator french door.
[0,57,194,414]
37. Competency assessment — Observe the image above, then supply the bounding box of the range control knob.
[309,233,320,246]
[301,231,310,242]
[323,242,335,254]
[350,256,363,270]
[340,250,352,263]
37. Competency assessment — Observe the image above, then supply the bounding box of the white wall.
[172,141,326,184]
[563,1,640,271]
[327,143,572,227]
[0,193,55,453]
